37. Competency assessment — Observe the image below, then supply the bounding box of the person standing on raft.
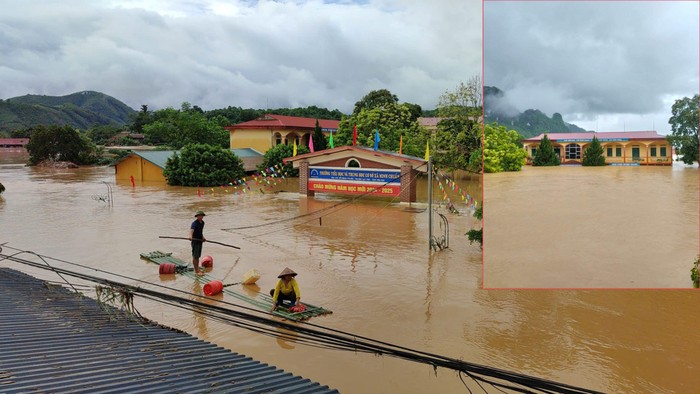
[270,267,301,311]
[189,210,206,276]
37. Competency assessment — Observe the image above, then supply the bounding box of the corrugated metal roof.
[0,268,339,394]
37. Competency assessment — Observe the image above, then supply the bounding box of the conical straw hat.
[277,267,297,278]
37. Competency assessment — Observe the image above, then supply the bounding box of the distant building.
[0,138,29,148]
[113,149,264,183]
[522,131,671,166]
[225,114,340,154]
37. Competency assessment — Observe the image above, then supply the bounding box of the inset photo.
[483,1,699,289]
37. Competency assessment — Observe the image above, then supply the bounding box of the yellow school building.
[225,114,340,154]
[522,131,672,166]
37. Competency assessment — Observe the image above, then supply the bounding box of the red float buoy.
[159,263,176,274]
[201,255,213,268]
[203,280,223,296]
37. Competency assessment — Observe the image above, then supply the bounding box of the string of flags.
[433,170,479,215]
[197,164,290,197]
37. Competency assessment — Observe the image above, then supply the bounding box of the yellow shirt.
[272,278,300,302]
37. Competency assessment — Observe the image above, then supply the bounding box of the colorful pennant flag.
[373,130,380,151]
[309,135,315,153]
[293,139,297,156]
[329,130,335,149]
[399,135,403,155]
[424,140,430,161]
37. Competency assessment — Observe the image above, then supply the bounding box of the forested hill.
[484,86,587,138]
[0,91,135,132]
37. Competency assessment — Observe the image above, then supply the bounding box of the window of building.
[346,158,361,168]
[615,147,622,157]
[531,147,537,157]
[606,147,613,157]
[554,147,561,158]
[565,144,581,159]
[660,146,667,157]
[274,133,282,146]
[650,147,657,157]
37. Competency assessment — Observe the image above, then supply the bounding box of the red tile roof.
[227,114,340,130]
[523,131,666,142]
[0,138,29,146]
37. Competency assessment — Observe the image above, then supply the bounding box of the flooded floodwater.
[1,151,700,393]
[484,164,699,288]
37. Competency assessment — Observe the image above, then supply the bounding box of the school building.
[522,131,672,166]
[225,114,340,154]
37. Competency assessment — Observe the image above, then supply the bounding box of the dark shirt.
[191,219,205,241]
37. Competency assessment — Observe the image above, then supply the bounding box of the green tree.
[532,134,560,166]
[352,89,398,115]
[667,94,699,164]
[129,105,152,133]
[163,143,245,187]
[25,125,99,165]
[142,103,228,149]
[312,119,328,151]
[335,103,424,155]
[466,205,482,248]
[582,136,606,166]
[85,124,122,145]
[483,123,527,173]
[258,143,310,177]
[433,78,483,172]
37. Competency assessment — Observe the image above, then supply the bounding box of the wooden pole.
[158,236,240,250]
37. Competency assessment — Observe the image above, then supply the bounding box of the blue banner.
[309,167,400,184]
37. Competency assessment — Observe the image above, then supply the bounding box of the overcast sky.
[0,0,481,114]
[485,1,699,135]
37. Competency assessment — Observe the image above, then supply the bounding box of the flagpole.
[428,155,433,251]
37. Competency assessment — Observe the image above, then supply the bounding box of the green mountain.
[0,91,135,132]
[484,86,587,138]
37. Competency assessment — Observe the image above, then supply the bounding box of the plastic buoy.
[241,268,260,285]
[159,263,176,274]
[201,255,213,268]
[203,280,224,296]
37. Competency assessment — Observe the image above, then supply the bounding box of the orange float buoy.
[201,255,213,268]
[203,280,223,296]
[159,263,176,274]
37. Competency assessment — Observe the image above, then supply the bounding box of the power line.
[1,245,603,394]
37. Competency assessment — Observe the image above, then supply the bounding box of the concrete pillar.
[400,164,416,203]
[299,160,314,197]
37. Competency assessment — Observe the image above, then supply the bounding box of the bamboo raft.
[140,251,332,321]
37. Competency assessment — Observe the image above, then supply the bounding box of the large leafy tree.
[433,77,483,172]
[25,125,98,165]
[142,103,228,149]
[259,143,310,177]
[483,123,527,173]
[335,101,424,155]
[582,136,606,166]
[667,94,699,164]
[163,143,245,187]
[352,89,398,115]
[532,134,560,166]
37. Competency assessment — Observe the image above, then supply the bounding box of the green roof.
[119,148,264,171]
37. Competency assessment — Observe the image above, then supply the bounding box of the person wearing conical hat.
[189,210,206,276]
[269,267,301,311]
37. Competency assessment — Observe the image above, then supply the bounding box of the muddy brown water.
[1,151,699,393]
[484,164,699,288]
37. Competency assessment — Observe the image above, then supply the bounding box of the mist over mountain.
[484,86,587,138]
[0,91,135,132]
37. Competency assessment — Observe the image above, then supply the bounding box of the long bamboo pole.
[158,236,241,249]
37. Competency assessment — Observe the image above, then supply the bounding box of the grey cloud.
[0,0,481,113]
[485,1,698,134]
